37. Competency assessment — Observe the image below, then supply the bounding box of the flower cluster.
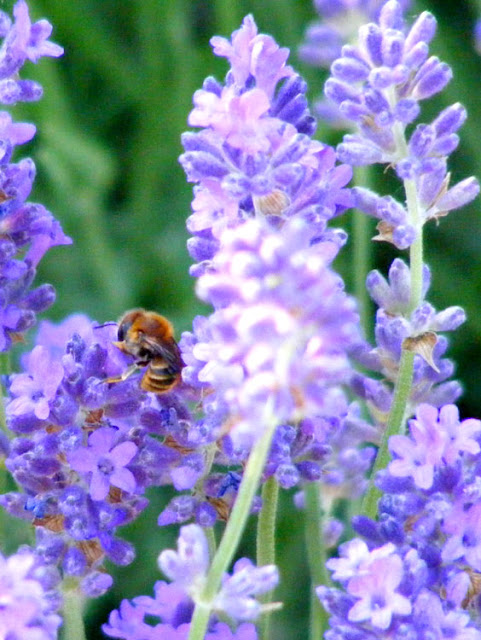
[0,0,69,350]
[103,524,277,639]
[351,258,466,423]
[182,217,360,449]
[177,14,368,513]
[1,314,201,596]
[0,547,61,640]
[319,403,481,638]
[179,14,352,277]
[299,0,412,125]
[324,0,478,247]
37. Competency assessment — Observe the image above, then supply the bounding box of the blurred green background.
[4,0,481,637]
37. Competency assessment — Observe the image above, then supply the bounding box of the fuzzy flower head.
[0,548,61,640]
[68,427,137,501]
[180,15,352,275]
[352,260,466,422]
[8,344,64,421]
[389,404,481,490]
[185,217,360,447]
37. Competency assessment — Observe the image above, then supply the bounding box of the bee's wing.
[142,336,184,374]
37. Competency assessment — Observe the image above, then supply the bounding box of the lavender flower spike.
[180,14,352,275]
[3,314,198,597]
[186,216,360,448]
[325,0,479,248]
[0,0,70,350]
[319,403,481,639]
[103,524,273,637]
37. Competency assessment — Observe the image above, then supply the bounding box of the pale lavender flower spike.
[187,217,360,448]
[324,0,479,248]
[102,525,275,636]
[180,14,353,276]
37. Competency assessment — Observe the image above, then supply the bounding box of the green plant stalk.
[61,588,87,640]
[352,166,373,338]
[0,351,12,546]
[188,409,278,640]
[205,527,217,562]
[256,476,279,640]
[361,348,415,519]
[304,482,331,640]
[0,351,10,435]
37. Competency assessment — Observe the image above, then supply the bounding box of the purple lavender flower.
[8,345,64,420]
[346,549,412,629]
[103,525,275,638]
[389,404,481,489]
[0,547,61,640]
[215,558,279,621]
[0,0,63,103]
[180,14,352,275]
[299,0,413,128]
[323,1,479,248]
[2,314,208,596]
[104,587,258,640]
[158,523,210,595]
[0,1,69,350]
[299,0,411,69]
[68,427,137,501]
[319,403,481,639]
[182,217,360,448]
[351,259,466,424]
[158,524,278,623]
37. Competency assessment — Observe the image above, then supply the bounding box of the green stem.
[256,476,279,640]
[0,352,11,546]
[404,179,424,312]
[0,351,10,436]
[188,409,278,640]
[361,348,415,519]
[303,482,331,640]
[61,588,87,640]
[205,527,217,562]
[361,196,421,519]
[256,476,279,568]
[352,166,373,338]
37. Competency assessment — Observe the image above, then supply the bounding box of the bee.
[106,309,184,394]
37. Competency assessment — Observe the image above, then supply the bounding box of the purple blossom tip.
[158,523,210,593]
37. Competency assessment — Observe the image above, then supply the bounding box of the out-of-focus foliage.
[7,1,481,638]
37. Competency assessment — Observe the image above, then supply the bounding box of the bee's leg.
[104,364,140,384]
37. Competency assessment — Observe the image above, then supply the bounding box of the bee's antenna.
[94,322,117,330]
